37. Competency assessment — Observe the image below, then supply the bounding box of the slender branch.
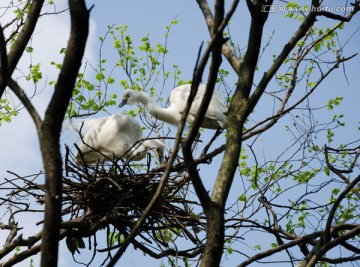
[0,0,45,99]
[0,232,42,260]
[332,226,360,254]
[186,0,239,145]
[0,230,69,267]
[1,244,41,267]
[196,0,241,72]
[0,23,8,85]
[307,224,360,266]
[324,145,360,199]
[242,53,357,140]
[4,220,18,246]
[131,239,204,259]
[321,255,360,264]
[317,2,360,22]
[181,44,212,206]
[246,1,319,117]
[7,78,42,130]
[323,174,360,243]
[106,69,190,267]
[248,0,360,116]
[237,231,322,267]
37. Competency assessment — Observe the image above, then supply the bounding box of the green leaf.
[332,188,340,195]
[25,46,33,53]
[75,237,85,249]
[107,77,115,84]
[66,236,85,255]
[324,166,330,176]
[66,236,77,255]
[27,63,42,83]
[95,72,105,81]
[254,244,262,250]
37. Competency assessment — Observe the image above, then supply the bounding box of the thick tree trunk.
[200,203,224,267]
[39,127,63,266]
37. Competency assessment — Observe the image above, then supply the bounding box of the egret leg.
[200,128,223,157]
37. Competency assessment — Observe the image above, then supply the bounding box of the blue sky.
[1,0,359,266]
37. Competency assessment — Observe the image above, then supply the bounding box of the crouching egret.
[118,84,227,129]
[75,114,164,165]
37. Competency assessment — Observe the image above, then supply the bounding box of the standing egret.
[75,114,164,165]
[118,84,227,129]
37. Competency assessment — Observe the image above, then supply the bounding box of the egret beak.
[118,99,128,108]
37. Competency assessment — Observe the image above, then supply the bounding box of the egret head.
[143,139,164,163]
[119,90,140,108]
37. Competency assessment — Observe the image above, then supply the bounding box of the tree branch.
[237,231,322,267]
[317,2,360,22]
[307,224,360,266]
[323,174,360,244]
[0,23,8,86]
[106,52,191,266]
[0,0,45,98]
[196,0,241,72]
[242,53,357,141]
[324,145,360,199]
[247,1,319,117]
[7,78,42,130]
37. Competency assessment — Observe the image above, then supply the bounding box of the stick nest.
[62,146,203,245]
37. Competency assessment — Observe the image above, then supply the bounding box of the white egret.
[75,114,164,165]
[118,84,227,129]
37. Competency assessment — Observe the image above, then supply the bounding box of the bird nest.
[0,145,205,261]
[64,154,198,225]
[61,145,204,253]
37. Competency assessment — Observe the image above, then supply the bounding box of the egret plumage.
[75,114,164,164]
[118,84,227,129]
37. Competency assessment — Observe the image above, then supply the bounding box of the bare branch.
[106,70,189,267]
[242,53,357,140]
[7,78,42,130]
[237,231,322,267]
[317,2,360,22]
[324,145,360,200]
[196,0,241,72]
[0,23,8,85]
[0,0,45,98]
[323,174,360,243]
[307,224,360,266]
